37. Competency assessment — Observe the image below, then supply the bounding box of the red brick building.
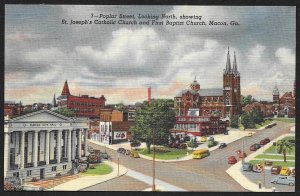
[174,48,241,119]
[243,102,273,117]
[57,81,106,118]
[273,83,295,118]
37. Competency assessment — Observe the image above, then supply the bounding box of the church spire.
[61,80,71,96]
[232,51,238,74]
[53,94,57,107]
[273,83,279,96]
[225,47,231,73]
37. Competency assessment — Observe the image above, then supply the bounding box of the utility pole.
[152,128,156,191]
[117,153,120,177]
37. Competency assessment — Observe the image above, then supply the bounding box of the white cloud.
[275,47,295,66]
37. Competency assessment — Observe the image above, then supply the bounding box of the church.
[174,48,241,119]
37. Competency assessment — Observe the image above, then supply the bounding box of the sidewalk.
[50,161,127,191]
[126,169,186,191]
[226,133,295,192]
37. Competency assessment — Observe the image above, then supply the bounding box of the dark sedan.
[219,143,227,149]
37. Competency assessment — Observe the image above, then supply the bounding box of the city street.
[87,121,294,191]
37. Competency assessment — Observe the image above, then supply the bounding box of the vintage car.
[271,176,295,186]
[271,166,282,175]
[242,162,253,171]
[250,143,261,151]
[219,143,227,149]
[228,156,237,164]
[200,137,207,142]
[280,167,291,176]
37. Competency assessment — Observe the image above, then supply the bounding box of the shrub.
[130,140,141,148]
[4,182,15,191]
[88,154,100,163]
[89,164,96,169]
[208,141,218,148]
[179,143,187,149]
[187,141,198,148]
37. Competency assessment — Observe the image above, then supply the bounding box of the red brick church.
[56,81,106,118]
[174,48,241,119]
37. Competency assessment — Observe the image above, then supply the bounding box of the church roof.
[61,80,71,96]
[176,88,223,97]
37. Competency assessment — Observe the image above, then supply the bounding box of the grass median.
[255,154,295,161]
[83,163,113,175]
[137,147,193,160]
[249,160,295,167]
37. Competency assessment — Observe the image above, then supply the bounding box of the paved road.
[87,121,293,191]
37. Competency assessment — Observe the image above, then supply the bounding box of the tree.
[115,102,125,111]
[54,107,76,117]
[276,139,293,162]
[240,95,258,107]
[130,99,176,153]
[251,108,263,125]
[230,115,239,128]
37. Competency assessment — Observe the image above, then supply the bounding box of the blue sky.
[5,5,295,104]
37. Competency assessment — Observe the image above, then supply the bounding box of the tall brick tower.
[223,48,241,118]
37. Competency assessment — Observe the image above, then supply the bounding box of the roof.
[176,88,223,97]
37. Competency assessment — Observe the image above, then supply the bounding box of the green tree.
[276,139,293,162]
[115,102,125,111]
[130,99,176,153]
[251,108,263,125]
[54,107,76,117]
[240,95,258,107]
[230,115,239,128]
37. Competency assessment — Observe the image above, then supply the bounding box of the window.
[63,165,67,170]
[27,170,32,176]
[52,166,57,171]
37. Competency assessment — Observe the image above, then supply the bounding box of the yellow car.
[200,137,207,142]
[280,167,291,176]
[130,151,140,158]
[192,149,210,159]
[247,132,255,137]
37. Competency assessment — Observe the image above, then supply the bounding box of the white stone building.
[4,110,89,182]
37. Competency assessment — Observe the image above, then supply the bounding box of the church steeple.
[53,94,57,107]
[232,51,238,74]
[61,80,71,96]
[273,83,279,96]
[225,47,231,73]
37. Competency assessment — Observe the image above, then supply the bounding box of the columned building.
[4,110,89,182]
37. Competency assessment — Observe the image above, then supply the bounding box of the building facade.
[57,81,106,118]
[4,110,89,182]
[171,116,227,138]
[272,83,295,118]
[243,102,274,117]
[174,48,241,119]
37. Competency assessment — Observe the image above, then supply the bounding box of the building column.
[20,131,25,169]
[33,130,39,167]
[4,132,10,177]
[45,130,50,165]
[72,130,76,160]
[68,129,72,162]
[84,129,88,157]
[78,130,82,158]
[57,130,62,163]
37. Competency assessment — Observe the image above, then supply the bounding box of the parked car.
[236,150,247,158]
[265,161,273,166]
[208,136,214,141]
[130,151,140,158]
[228,156,237,164]
[100,152,109,159]
[292,169,295,177]
[117,148,126,154]
[271,166,282,175]
[271,176,295,186]
[219,143,227,149]
[264,138,270,143]
[250,143,261,151]
[224,131,229,135]
[252,164,263,173]
[247,132,255,137]
[260,139,268,145]
[280,167,291,176]
[200,137,207,142]
[242,162,253,171]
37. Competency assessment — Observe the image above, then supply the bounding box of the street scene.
[4,5,295,192]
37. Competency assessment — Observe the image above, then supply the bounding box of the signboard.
[113,131,127,140]
[188,108,199,116]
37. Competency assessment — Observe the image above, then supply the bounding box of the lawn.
[255,119,273,129]
[138,147,194,160]
[282,136,295,141]
[83,163,113,175]
[273,118,295,123]
[255,154,295,161]
[264,145,295,155]
[249,160,295,167]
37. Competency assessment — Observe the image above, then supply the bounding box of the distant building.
[243,102,273,117]
[57,81,106,118]
[4,101,23,118]
[174,48,241,119]
[272,82,295,118]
